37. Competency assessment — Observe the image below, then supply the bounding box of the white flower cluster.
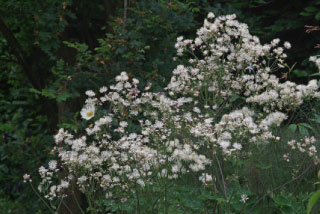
[171,13,320,113]
[287,136,319,164]
[310,55,320,71]
[36,13,320,204]
[38,163,70,200]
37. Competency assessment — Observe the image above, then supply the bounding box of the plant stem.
[135,182,141,214]
[29,182,56,214]
[214,154,227,198]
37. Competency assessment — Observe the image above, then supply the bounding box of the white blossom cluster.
[287,136,319,164]
[213,107,280,156]
[35,13,320,204]
[310,55,320,71]
[170,13,320,113]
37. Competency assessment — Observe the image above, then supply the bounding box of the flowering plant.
[25,12,320,213]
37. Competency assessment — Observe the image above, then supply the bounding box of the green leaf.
[300,12,312,16]
[299,123,315,131]
[57,123,78,131]
[298,126,309,136]
[273,195,291,207]
[305,6,317,13]
[56,91,73,103]
[309,72,320,77]
[293,69,309,77]
[29,88,42,94]
[307,190,320,214]
[288,124,297,133]
[192,7,200,13]
[41,88,56,99]
[315,12,320,20]
[311,114,320,123]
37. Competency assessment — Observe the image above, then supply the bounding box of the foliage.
[24,12,320,214]
[1,0,320,213]
[307,170,320,214]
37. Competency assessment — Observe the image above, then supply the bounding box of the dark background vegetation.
[1,0,320,213]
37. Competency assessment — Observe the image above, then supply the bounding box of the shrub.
[26,13,320,214]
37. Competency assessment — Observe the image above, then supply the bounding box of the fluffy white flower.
[48,160,57,170]
[85,90,95,97]
[284,41,291,49]
[219,141,230,149]
[207,12,215,19]
[116,72,129,82]
[99,86,108,93]
[233,143,242,150]
[240,194,249,203]
[78,176,87,183]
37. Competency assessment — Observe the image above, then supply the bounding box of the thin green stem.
[29,182,56,214]
[135,182,141,214]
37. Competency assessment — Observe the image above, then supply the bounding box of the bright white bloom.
[116,72,129,82]
[80,104,95,120]
[99,86,108,93]
[85,90,95,97]
[219,141,230,149]
[207,12,215,19]
[78,176,88,183]
[48,160,57,170]
[233,143,242,150]
[23,174,31,183]
[119,121,128,128]
[284,41,291,49]
[240,194,249,203]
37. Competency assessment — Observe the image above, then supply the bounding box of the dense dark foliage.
[1,0,320,213]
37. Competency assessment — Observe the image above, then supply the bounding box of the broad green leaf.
[299,126,309,136]
[293,69,309,77]
[288,124,297,133]
[305,6,317,13]
[307,190,320,214]
[300,12,312,16]
[299,123,315,131]
[273,195,291,207]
